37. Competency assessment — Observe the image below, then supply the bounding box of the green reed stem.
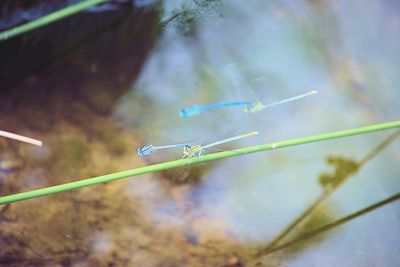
[0,120,399,205]
[0,0,109,41]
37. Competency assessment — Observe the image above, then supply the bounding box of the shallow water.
[0,0,399,266]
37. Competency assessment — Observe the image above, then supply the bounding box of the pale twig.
[0,130,42,146]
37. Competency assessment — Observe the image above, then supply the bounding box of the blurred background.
[0,0,399,266]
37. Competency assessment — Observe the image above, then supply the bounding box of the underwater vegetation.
[0,0,400,266]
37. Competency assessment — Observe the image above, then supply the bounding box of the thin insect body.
[179,101,253,118]
[244,90,318,113]
[137,142,188,157]
[182,131,259,159]
[0,130,42,146]
[179,90,317,117]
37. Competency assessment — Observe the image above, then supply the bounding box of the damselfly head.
[137,145,155,157]
[179,107,200,118]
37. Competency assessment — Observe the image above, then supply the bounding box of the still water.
[0,0,399,266]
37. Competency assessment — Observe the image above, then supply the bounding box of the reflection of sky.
[115,0,399,265]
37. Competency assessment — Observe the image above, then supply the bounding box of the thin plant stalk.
[0,0,109,41]
[0,120,399,205]
[261,129,400,252]
[258,192,400,255]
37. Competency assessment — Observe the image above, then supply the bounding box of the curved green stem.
[0,120,399,205]
[0,0,109,41]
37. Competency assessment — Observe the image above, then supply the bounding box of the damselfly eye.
[136,148,144,157]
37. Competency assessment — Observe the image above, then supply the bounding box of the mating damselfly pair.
[136,90,317,159]
[137,131,259,159]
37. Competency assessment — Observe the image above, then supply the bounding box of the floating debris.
[0,130,42,147]
[0,158,23,173]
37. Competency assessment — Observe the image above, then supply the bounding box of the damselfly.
[137,142,188,157]
[179,90,317,117]
[179,101,253,118]
[244,90,318,113]
[182,131,259,159]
